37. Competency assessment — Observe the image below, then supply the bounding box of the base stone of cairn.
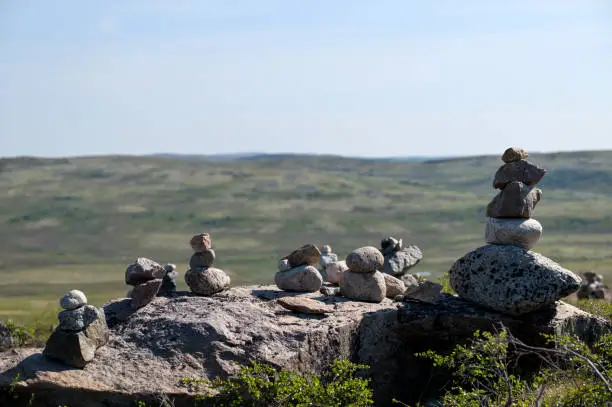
[274,244,323,292]
[450,148,581,316]
[341,246,386,302]
[43,290,109,368]
[380,237,423,278]
[185,233,231,296]
[125,258,165,309]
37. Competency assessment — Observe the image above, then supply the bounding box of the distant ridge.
[147,152,447,163]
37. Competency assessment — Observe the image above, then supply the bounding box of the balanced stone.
[346,246,384,273]
[158,264,178,297]
[501,147,528,163]
[60,289,87,310]
[382,273,406,298]
[449,245,582,315]
[485,217,542,250]
[325,261,348,285]
[58,305,101,332]
[190,233,212,252]
[340,270,386,303]
[189,249,216,270]
[185,267,231,296]
[493,160,547,190]
[283,244,321,268]
[486,181,542,218]
[277,297,333,314]
[274,265,323,292]
[125,257,166,286]
[130,279,163,309]
[382,245,423,276]
[319,245,339,269]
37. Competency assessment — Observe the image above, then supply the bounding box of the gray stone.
[404,281,443,304]
[485,217,542,250]
[185,267,231,296]
[486,181,542,218]
[274,265,323,292]
[449,245,582,315]
[277,297,333,314]
[501,147,528,163]
[493,159,547,190]
[320,253,339,269]
[320,285,342,296]
[189,249,216,270]
[58,305,101,332]
[60,290,88,310]
[283,244,321,268]
[340,270,386,303]
[346,246,384,273]
[43,313,109,368]
[125,257,166,286]
[380,237,403,255]
[130,279,163,309]
[278,259,291,272]
[383,273,406,298]
[158,264,178,297]
[383,246,423,276]
[0,322,14,351]
[325,260,348,285]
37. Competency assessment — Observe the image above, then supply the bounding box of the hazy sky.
[1,1,611,158]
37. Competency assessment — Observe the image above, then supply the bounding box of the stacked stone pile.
[43,290,109,368]
[380,237,423,282]
[275,244,323,292]
[577,272,611,300]
[125,257,165,309]
[157,263,178,297]
[185,233,231,295]
[450,148,582,315]
[340,246,386,302]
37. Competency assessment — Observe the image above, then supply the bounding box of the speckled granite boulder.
[346,246,384,273]
[274,265,323,292]
[340,270,386,303]
[185,267,231,296]
[449,245,582,315]
[485,217,542,249]
[493,160,547,190]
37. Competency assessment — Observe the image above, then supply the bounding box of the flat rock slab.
[277,297,334,314]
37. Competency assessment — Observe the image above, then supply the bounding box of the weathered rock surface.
[325,260,348,285]
[58,305,101,332]
[274,265,323,292]
[501,147,528,163]
[340,270,386,303]
[283,244,321,268]
[277,297,333,314]
[346,246,384,273]
[130,279,163,309]
[189,249,216,269]
[60,290,88,310]
[493,160,547,189]
[185,267,231,296]
[383,273,406,298]
[485,217,542,249]
[125,258,166,286]
[383,246,423,276]
[0,323,13,352]
[450,245,582,315]
[404,281,443,304]
[1,287,609,407]
[486,181,542,218]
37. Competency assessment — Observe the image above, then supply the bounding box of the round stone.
[340,270,386,303]
[189,249,216,270]
[190,233,212,252]
[185,267,231,296]
[60,290,88,310]
[274,265,323,292]
[346,246,384,273]
[485,217,542,250]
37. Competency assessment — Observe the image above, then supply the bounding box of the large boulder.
[346,246,384,273]
[274,265,323,292]
[125,258,166,286]
[185,267,231,296]
[449,245,582,315]
[486,181,542,219]
[485,217,543,250]
[340,270,386,302]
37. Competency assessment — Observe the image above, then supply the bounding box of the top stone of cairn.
[190,233,212,253]
[501,147,528,163]
[493,148,546,190]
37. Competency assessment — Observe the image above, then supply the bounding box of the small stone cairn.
[449,148,582,315]
[185,233,231,295]
[380,237,423,282]
[577,272,611,300]
[125,257,166,309]
[319,245,349,285]
[157,263,178,297]
[275,244,324,292]
[340,246,386,302]
[43,290,109,368]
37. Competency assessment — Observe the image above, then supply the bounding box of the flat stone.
[404,281,443,304]
[383,273,406,298]
[449,245,582,315]
[185,267,231,296]
[283,244,321,268]
[277,297,333,314]
[325,260,348,285]
[340,270,386,303]
[501,147,528,163]
[485,217,542,250]
[130,279,163,309]
[346,246,384,273]
[493,160,547,190]
[383,246,423,276]
[274,265,323,292]
[58,305,101,332]
[125,258,166,286]
[189,249,216,269]
[486,181,542,218]
[190,233,212,252]
[60,290,88,310]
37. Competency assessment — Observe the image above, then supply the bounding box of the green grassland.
[1,151,612,327]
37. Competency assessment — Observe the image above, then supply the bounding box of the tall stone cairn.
[185,233,231,295]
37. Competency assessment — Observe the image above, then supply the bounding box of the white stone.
[485,217,542,250]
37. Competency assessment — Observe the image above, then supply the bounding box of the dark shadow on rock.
[103,298,138,329]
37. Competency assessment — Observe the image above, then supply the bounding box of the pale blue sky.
[1,0,611,158]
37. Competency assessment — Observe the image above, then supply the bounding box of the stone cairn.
[158,263,179,297]
[319,245,348,285]
[340,246,387,302]
[125,257,166,309]
[275,244,324,292]
[449,147,582,316]
[185,233,231,295]
[577,272,611,300]
[380,237,423,281]
[43,290,109,368]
